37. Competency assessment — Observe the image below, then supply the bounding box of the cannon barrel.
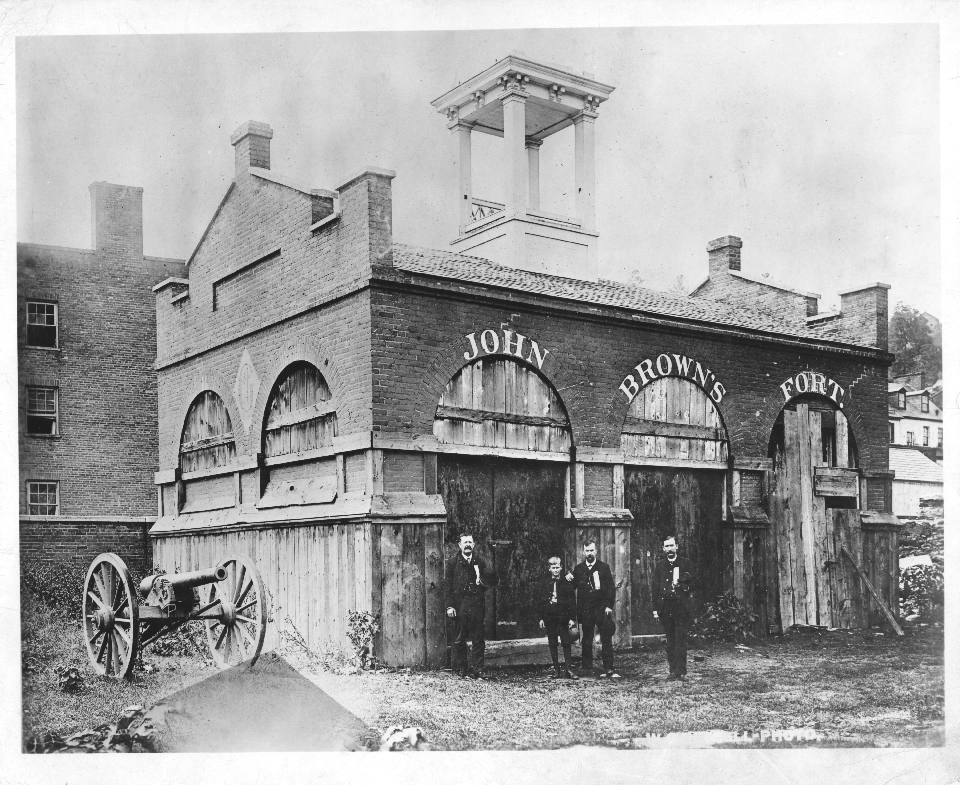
[139,565,227,596]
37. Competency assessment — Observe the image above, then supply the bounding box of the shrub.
[148,622,211,658]
[346,611,380,668]
[690,591,759,643]
[900,563,944,621]
[20,561,88,621]
[21,588,73,678]
[55,665,85,693]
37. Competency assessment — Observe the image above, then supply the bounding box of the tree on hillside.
[889,303,942,382]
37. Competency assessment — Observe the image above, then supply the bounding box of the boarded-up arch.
[180,391,236,473]
[620,377,728,463]
[263,362,337,458]
[433,357,570,454]
[768,394,866,632]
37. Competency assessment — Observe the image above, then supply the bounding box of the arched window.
[263,362,337,458]
[180,391,236,473]
[620,377,728,463]
[768,394,859,470]
[433,357,570,453]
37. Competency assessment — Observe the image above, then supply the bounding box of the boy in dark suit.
[573,540,619,678]
[651,534,698,681]
[537,556,580,679]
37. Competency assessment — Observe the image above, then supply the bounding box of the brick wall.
[367,275,891,473]
[583,464,613,506]
[155,123,393,368]
[808,285,890,351]
[20,517,154,579]
[692,236,816,326]
[693,274,814,326]
[18,182,185,517]
[156,294,373,471]
[383,451,424,493]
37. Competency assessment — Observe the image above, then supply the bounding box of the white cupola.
[432,52,615,281]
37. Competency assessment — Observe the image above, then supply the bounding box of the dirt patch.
[155,654,373,752]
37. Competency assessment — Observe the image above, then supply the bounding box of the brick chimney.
[335,167,396,269]
[231,121,273,174]
[89,182,143,257]
[707,236,742,277]
[839,283,891,351]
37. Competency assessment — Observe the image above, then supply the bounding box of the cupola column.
[449,119,474,234]
[573,109,597,233]
[526,138,542,211]
[502,91,529,217]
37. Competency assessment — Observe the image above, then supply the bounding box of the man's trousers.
[581,606,614,671]
[660,601,691,676]
[452,601,485,674]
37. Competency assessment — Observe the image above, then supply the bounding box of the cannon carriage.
[82,552,268,678]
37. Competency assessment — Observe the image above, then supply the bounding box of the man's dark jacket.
[537,573,578,623]
[444,552,495,612]
[651,555,697,617]
[572,559,616,622]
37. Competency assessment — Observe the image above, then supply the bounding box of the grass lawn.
[308,625,944,750]
[22,587,944,752]
[21,593,216,746]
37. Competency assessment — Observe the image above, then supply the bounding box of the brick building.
[151,54,901,667]
[18,182,185,579]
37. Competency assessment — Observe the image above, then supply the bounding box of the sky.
[15,25,941,316]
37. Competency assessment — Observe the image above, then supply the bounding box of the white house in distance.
[888,375,943,516]
[888,377,942,463]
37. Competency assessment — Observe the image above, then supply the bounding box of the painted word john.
[779,371,845,407]
[619,353,726,403]
[463,328,549,370]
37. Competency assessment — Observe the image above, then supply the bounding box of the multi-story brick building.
[150,54,902,667]
[18,182,185,578]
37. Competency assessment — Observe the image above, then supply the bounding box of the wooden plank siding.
[263,363,337,459]
[620,377,727,464]
[154,523,377,663]
[180,390,236,473]
[623,467,725,635]
[564,524,632,647]
[434,357,571,454]
[769,399,883,631]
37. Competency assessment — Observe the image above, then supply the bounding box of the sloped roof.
[392,243,873,348]
[889,446,943,484]
[888,383,907,393]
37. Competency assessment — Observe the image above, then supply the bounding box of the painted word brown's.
[779,371,845,407]
[463,328,549,369]
[619,353,726,403]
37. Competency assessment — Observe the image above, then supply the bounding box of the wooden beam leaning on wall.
[840,545,904,636]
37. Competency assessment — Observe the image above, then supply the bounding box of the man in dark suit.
[573,540,619,678]
[652,534,698,681]
[444,532,496,679]
[537,556,580,679]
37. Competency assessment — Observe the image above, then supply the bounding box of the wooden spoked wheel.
[82,553,140,679]
[202,554,267,669]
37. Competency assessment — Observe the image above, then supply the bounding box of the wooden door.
[624,467,725,634]
[770,401,860,628]
[438,455,566,640]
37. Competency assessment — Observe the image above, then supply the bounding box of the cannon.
[82,552,268,678]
